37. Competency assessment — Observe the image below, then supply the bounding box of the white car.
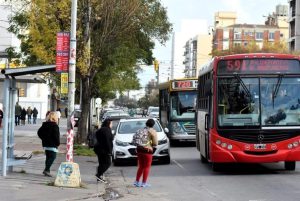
[149,111,159,119]
[112,118,170,165]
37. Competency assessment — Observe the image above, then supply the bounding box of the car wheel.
[113,158,122,166]
[161,155,171,164]
[284,161,296,170]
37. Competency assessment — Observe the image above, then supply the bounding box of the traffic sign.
[56,32,70,72]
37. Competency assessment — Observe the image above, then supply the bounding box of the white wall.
[172,19,208,79]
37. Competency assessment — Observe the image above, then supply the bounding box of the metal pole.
[171,32,175,80]
[68,0,77,129]
[8,78,16,172]
[2,78,10,176]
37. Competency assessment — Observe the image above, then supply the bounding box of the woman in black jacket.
[94,118,113,183]
[38,112,60,177]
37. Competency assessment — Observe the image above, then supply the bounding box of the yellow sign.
[61,73,68,94]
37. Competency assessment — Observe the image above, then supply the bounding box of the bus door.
[198,78,212,161]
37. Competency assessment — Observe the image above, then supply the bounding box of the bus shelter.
[1,65,55,176]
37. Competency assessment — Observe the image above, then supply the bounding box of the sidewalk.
[0,118,158,201]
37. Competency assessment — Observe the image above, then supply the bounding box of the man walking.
[32,107,38,124]
[15,102,22,126]
[27,106,33,124]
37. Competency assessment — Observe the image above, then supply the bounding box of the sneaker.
[95,175,108,184]
[133,181,141,187]
[43,171,52,177]
[141,182,151,188]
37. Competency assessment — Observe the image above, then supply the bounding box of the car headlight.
[115,140,129,147]
[171,122,185,134]
[158,136,168,145]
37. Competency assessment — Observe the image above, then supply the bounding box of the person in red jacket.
[37,112,60,177]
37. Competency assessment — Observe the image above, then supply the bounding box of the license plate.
[254,144,266,150]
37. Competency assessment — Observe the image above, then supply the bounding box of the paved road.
[2,120,300,201]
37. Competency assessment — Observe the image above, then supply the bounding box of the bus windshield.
[218,77,300,127]
[170,91,197,120]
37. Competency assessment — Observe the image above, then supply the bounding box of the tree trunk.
[77,77,91,143]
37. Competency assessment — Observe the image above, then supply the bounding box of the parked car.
[148,111,159,119]
[101,110,129,121]
[112,118,170,165]
[147,106,159,116]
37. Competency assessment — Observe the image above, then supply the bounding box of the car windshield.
[111,120,120,131]
[118,120,162,134]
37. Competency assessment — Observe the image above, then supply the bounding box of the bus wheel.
[284,161,296,170]
[200,154,208,163]
[212,163,223,172]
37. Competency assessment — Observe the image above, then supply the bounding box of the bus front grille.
[228,133,294,143]
[183,124,196,135]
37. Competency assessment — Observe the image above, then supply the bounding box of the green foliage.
[73,144,96,157]
[8,0,172,142]
[114,95,138,108]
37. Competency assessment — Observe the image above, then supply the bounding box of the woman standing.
[37,112,60,177]
[94,118,113,183]
[20,107,26,125]
[134,119,158,187]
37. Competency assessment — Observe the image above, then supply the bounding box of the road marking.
[172,159,185,170]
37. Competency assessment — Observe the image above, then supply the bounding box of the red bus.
[196,53,300,171]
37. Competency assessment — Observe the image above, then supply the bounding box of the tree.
[7,0,172,143]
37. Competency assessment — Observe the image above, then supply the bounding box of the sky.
[135,0,288,97]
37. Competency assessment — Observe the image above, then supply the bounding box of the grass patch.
[32,150,44,155]
[74,144,96,157]
[47,181,55,186]
[17,169,26,174]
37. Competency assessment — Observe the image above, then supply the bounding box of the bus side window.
[172,109,177,117]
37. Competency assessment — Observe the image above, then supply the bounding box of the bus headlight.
[171,122,185,134]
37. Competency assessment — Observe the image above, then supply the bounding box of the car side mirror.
[164,128,169,133]
[112,130,115,135]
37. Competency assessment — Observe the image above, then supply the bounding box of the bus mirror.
[204,79,212,96]
[164,128,169,133]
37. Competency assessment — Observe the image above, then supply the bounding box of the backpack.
[87,130,98,148]
[132,127,150,147]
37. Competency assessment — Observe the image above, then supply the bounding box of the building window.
[234,42,241,47]
[256,32,263,40]
[269,32,275,40]
[244,32,253,37]
[234,32,241,40]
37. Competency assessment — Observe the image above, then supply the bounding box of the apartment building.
[183,34,212,78]
[288,0,300,51]
[213,24,281,51]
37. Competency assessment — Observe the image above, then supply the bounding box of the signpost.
[56,32,70,72]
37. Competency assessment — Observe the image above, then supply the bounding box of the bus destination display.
[217,59,300,74]
[172,80,198,90]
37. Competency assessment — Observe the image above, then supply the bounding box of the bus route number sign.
[217,59,300,74]
[172,80,197,90]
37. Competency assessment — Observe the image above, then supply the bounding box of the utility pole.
[54,0,81,188]
[170,32,175,80]
[68,0,77,126]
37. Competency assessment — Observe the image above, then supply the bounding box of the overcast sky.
[138,0,288,88]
